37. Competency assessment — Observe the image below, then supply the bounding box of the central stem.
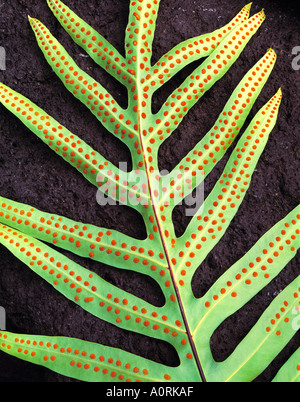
[136,108,206,382]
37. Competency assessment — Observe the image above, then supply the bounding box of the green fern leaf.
[273,348,300,382]
[0,0,298,383]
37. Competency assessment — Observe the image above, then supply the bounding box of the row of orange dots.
[0,224,185,339]
[175,50,276,176]
[173,91,282,283]
[0,333,57,363]
[0,201,167,277]
[0,225,163,324]
[157,50,276,221]
[154,86,281,281]
[47,0,135,83]
[204,214,300,308]
[0,85,125,191]
[125,2,161,177]
[148,4,250,86]
[0,201,181,310]
[0,225,192,358]
[49,0,149,182]
[126,0,159,70]
[126,1,158,153]
[100,292,184,337]
[102,286,197,362]
[265,288,300,335]
[150,10,265,144]
[30,18,138,144]
[0,226,99,304]
[0,333,173,382]
[122,2,161,164]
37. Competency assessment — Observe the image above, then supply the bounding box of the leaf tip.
[0,82,7,97]
[249,8,266,27]
[277,87,283,97]
[266,47,277,60]
[28,15,36,27]
[244,3,253,11]
[269,87,283,113]
[255,8,266,21]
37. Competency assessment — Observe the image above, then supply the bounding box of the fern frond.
[0,223,187,347]
[157,48,277,211]
[174,88,283,282]
[273,348,300,382]
[193,204,300,333]
[125,0,161,69]
[46,0,131,85]
[148,10,266,144]
[192,205,299,381]
[29,17,138,147]
[0,196,166,276]
[0,0,298,383]
[148,3,252,89]
[0,83,149,214]
[0,331,187,382]
[217,276,300,382]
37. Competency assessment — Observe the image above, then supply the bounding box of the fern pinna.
[0,0,299,383]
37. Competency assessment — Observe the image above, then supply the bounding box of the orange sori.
[0,0,299,384]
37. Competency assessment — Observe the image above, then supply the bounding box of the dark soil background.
[0,0,299,382]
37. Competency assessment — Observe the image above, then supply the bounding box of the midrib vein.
[135,50,206,382]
